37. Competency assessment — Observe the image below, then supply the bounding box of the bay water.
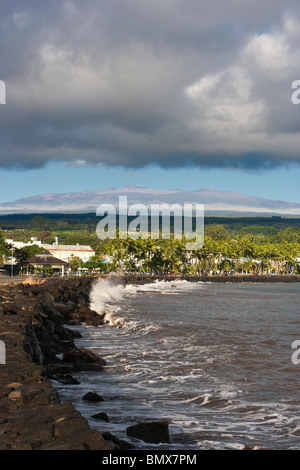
[54,277,300,450]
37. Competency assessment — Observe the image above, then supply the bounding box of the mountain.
[0,186,300,216]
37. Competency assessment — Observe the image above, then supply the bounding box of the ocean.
[54,277,300,450]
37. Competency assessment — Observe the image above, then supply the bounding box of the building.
[5,237,42,250]
[5,237,95,263]
[4,237,43,265]
[41,243,95,263]
[21,252,69,276]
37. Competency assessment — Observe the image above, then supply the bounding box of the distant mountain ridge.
[0,186,300,216]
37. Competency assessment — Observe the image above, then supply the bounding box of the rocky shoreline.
[0,273,299,450]
[0,276,113,450]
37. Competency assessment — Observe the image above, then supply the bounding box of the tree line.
[82,232,300,275]
[1,224,299,275]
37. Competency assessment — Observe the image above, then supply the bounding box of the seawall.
[0,276,112,450]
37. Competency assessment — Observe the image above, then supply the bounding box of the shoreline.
[1,272,299,286]
[0,273,299,450]
[117,273,300,284]
[0,276,112,450]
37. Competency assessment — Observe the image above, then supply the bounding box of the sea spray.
[89,277,204,328]
[90,276,125,312]
[88,276,162,332]
[89,276,127,326]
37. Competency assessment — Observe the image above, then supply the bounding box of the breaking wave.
[88,276,203,330]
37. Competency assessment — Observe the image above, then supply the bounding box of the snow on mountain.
[0,186,300,215]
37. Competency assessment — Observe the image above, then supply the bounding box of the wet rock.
[66,312,81,325]
[77,305,106,326]
[63,346,106,371]
[45,363,78,381]
[23,324,44,365]
[82,392,104,402]
[126,420,170,444]
[55,374,80,385]
[54,325,82,340]
[91,412,109,421]
[102,432,135,450]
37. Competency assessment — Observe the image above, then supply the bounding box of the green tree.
[69,255,82,272]
[14,245,48,264]
[39,230,53,242]
[205,224,230,240]
[0,230,11,266]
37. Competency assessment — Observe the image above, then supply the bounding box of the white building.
[5,237,42,264]
[5,237,42,250]
[5,237,95,264]
[41,243,95,263]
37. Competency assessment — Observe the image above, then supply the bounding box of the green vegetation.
[14,245,49,264]
[0,214,299,275]
[89,235,299,275]
[0,231,10,266]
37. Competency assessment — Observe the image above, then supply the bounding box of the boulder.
[23,324,44,365]
[91,412,109,421]
[102,432,134,450]
[63,347,106,371]
[82,392,104,402]
[126,420,170,444]
[54,325,82,340]
[55,374,80,385]
[77,305,106,326]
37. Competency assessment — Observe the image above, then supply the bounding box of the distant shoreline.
[0,273,299,287]
[113,273,300,284]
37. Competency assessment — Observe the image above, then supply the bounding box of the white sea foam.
[127,278,205,294]
[89,276,201,328]
[90,277,125,313]
[89,277,128,326]
[90,277,203,311]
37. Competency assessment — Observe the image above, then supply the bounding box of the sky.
[1,0,300,204]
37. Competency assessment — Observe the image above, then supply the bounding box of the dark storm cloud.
[0,0,300,170]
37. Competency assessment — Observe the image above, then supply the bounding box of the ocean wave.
[89,277,159,333]
[126,278,205,294]
[89,277,205,320]
[90,277,126,314]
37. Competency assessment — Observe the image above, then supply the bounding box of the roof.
[42,244,95,252]
[22,252,69,266]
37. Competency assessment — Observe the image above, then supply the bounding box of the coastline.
[118,273,300,284]
[0,276,112,450]
[0,273,299,450]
